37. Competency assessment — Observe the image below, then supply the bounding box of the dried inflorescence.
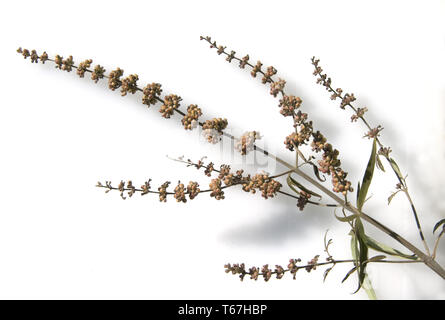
[279,95,302,117]
[160,94,182,119]
[120,74,139,96]
[235,131,261,155]
[142,83,162,106]
[77,59,93,78]
[91,65,106,83]
[202,118,228,143]
[201,37,353,197]
[108,67,124,91]
[158,181,171,202]
[182,104,202,130]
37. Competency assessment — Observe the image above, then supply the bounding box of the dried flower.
[40,51,48,64]
[108,68,124,91]
[340,93,356,109]
[270,78,286,97]
[30,50,39,63]
[187,181,200,200]
[158,181,171,202]
[61,56,74,72]
[279,95,302,117]
[209,178,225,200]
[160,94,182,119]
[239,55,249,69]
[182,104,202,130]
[351,107,368,122]
[142,83,162,107]
[235,131,261,155]
[174,181,187,203]
[77,59,93,78]
[251,61,263,78]
[141,179,152,195]
[120,74,139,96]
[364,125,383,139]
[91,65,106,83]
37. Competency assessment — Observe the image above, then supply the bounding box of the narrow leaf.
[433,218,445,234]
[311,163,326,182]
[376,154,385,172]
[363,234,417,260]
[357,139,377,211]
[389,158,404,183]
[342,266,358,283]
[287,174,322,199]
[335,212,358,223]
[363,274,377,300]
[354,219,369,293]
[387,190,402,205]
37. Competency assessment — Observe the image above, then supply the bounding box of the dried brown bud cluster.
[270,78,286,97]
[241,173,282,199]
[202,118,228,143]
[364,125,383,139]
[77,59,93,78]
[297,191,311,211]
[92,65,106,83]
[160,94,182,119]
[120,74,139,96]
[182,104,202,130]
[108,68,124,91]
[142,83,162,106]
[278,95,302,117]
[158,181,171,202]
[351,107,368,122]
[235,131,261,155]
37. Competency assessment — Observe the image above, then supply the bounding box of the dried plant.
[16,36,445,299]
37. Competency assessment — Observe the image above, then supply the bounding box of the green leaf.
[357,139,377,211]
[287,174,322,199]
[376,155,385,172]
[363,234,417,260]
[433,218,445,234]
[389,158,404,184]
[342,266,357,283]
[335,212,358,223]
[355,219,369,293]
[387,190,402,205]
[363,274,377,300]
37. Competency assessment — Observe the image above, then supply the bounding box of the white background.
[1,0,444,299]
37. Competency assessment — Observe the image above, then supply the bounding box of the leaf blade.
[357,138,377,211]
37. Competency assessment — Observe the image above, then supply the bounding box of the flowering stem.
[312,65,431,256]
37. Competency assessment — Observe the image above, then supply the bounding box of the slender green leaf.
[287,174,322,199]
[354,219,369,293]
[376,155,385,172]
[357,139,377,211]
[433,218,445,234]
[335,212,358,223]
[363,274,377,300]
[363,234,417,260]
[387,190,402,205]
[389,158,404,183]
[311,162,326,182]
[342,266,358,283]
[366,255,386,262]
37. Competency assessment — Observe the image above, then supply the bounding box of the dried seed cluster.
[235,131,261,155]
[160,94,182,118]
[182,104,202,130]
[17,48,230,142]
[142,83,163,106]
[120,74,139,96]
[201,37,353,197]
[77,59,93,78]
[202,118,228,143]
